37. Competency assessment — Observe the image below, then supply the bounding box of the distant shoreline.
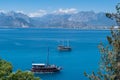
[0,27,113,31]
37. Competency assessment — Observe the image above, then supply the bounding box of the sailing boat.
[57,40,72,51]
[31,48,62,73]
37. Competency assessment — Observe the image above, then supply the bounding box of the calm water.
[0,28,110,80]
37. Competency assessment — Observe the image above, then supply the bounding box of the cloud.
[16,10,25,14]
[28,10,47,17]
[53,8,78,14]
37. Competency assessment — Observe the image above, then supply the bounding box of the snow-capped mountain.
[0,11,116,29]
[0,11,33,28]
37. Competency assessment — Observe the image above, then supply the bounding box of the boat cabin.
[32,63,46,68]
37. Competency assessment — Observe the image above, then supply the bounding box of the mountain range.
[0,11,116,29]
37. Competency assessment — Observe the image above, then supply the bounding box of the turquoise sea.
[0,28,110,80]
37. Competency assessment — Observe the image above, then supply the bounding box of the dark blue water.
[0,28,110,80]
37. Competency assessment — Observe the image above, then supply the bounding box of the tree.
[0,59,12,79]
[84,3,120,80]
[0,58,40,80]
[7,70,39,80]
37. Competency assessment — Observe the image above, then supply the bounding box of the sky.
[0,0,120,17]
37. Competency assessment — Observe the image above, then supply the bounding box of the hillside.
[0,11,116,29]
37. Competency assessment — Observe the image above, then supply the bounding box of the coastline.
[0,26,113,31]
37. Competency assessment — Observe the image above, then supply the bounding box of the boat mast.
[67,40,69,47]
[62,40,64,46]
[46,47,49,66]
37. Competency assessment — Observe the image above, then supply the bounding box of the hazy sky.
[0,0,119,13]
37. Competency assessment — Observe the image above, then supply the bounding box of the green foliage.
[0,59,12,79]
[7,70,40,80]
[106,3,120,26]
[84,3,120,80]
[0,58,40,80]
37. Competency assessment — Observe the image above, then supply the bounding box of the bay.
[0,28,110,80]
